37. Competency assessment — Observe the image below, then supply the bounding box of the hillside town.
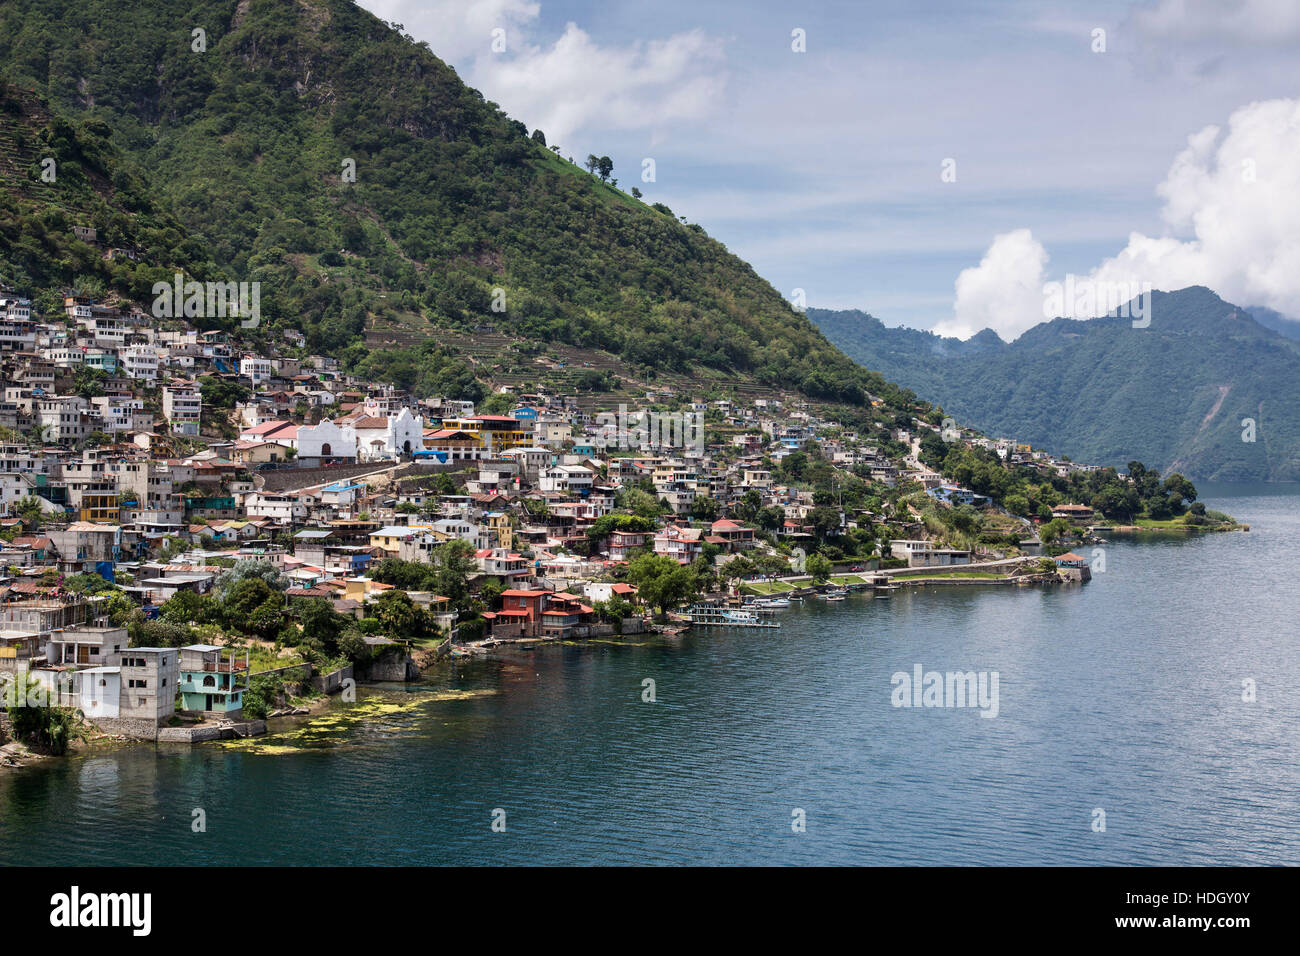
[0,286,1206,748]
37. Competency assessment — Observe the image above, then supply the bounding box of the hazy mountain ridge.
[811,287,1300,481]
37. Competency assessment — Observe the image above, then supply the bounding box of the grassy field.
[892,570,1007,580]
[739,580,796,595]
[830,574,866,585]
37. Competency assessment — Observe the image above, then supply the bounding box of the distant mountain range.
[811,287,1300,482]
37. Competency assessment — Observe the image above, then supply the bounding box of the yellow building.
[80,493,119,524]
[484,511,513,550]
[368,525,430,555]
[441,416,531,455]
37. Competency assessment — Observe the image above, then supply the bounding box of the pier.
[688,605,782,628]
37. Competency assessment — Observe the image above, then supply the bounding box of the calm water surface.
[2,490,1297,865]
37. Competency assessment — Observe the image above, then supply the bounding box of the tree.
[805,553,833,583]
[432,539,478,609]
[626,553,699,616]
[478,578,504,610]
[1003,494,1030,517]
[631,186,642,199]
[6,676,79,755]
[1038,518,1072,544]
[758,505,785,531]
[584,154,599,174]
[160,589,218,625]
[1162,473,1197,511]
[618,487,662,520]
[531,129,546,146]
[371,590,432,640]
[690,495,720,522]
[215,559,289,600]
[296,597,346,648]
[597,156,613,182]
[720,555,756,588]
[809,506,842,540]
[734,489,762,523]
[244,596,286,641]
[15,496,45,530]
[223,577,277,628]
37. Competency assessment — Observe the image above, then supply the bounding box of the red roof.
[243,420,297,438]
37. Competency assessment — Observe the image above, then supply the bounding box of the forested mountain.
[0,0,920,420]
[0,82,214,299]
[1246,306,1300,343]
[811,287,1300,481]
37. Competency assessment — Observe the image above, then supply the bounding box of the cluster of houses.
[0,285,1114,737]
[0,588,249,739]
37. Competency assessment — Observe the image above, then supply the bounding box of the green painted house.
[178,645,249,716]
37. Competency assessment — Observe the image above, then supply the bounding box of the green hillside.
[0,82,216,309]
[0,0,919,420]
[811,287,1300,481]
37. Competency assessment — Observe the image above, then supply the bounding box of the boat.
[824,594,845,602]
[759,597,792,608]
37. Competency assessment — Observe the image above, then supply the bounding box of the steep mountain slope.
[0,82,215,307]
[0,0,916,417]
[1246,305,1300,343]
[811,287,1300,481]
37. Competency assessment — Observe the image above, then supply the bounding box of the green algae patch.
[216,688,499,755]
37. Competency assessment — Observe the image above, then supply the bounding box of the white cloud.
[934,229,1048,340]
[1129,0,1300,46]
[359,0,728,148]
[474,23,727,146]
[361,0,540,62]
[1090,97,1300,316]
[945,96,1300,340]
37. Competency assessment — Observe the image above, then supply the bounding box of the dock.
[688,604,782,628]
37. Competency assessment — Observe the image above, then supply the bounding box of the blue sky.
[360,0,1300,337]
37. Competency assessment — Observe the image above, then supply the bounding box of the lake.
[2,488,1297,865]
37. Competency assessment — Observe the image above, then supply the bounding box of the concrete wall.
[310,664,353,695]
[358,644,412,682]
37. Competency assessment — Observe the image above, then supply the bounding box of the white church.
[296,406,425,465]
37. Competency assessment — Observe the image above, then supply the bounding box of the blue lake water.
[2,489,1297,865]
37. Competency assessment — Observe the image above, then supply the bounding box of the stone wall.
[90,716,163,741]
